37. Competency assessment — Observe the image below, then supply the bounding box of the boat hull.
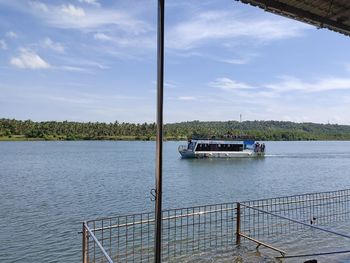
[179,149,264,159]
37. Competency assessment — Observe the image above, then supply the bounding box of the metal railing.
[239,189,350,238]
[177,145,187,151]
[82,222,113,263]
[82,189,350,262]
[237,189,350,258]
[82,203,236,263]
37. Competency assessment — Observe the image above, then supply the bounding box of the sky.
[1,1,350,124]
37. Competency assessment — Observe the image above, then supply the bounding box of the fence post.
[236,202,241,245]
[82,222,89,263]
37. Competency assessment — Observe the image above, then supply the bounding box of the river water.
[1,141,350,262]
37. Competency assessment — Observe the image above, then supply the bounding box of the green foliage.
[1,118,350,141]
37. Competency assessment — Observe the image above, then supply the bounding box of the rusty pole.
[236,203,241,245]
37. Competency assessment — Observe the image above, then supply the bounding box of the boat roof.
[191,136,256,141]
[190,139,256,144]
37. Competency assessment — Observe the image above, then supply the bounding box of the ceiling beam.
[236,0,350,37]
[330,8,350,22]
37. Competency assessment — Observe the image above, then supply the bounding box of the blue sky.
[1,0,350,124]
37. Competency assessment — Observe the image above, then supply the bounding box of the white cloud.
[6,1,152,56]
[5,31,18,38]
[219,58,250,65]
[211,75,350,96]
[58,56,110,70]
[165,82,177,89]
[59,66,88,72]
[42,37,65,53]
[168,11,309,50]
[216,53,259,65]
[29,1,48,12]
[78,0,100,7]
[170,51,258,65]
[61,4,85,17]
[28,2,149,33]
[178,96,196,101]
[93,32,154,50]
[93,32,112,41]
[265,76,350,93]
[0,39,7,50]
[210,77,255,91]
[10,49,50,69]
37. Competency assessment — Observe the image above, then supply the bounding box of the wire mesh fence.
[239,189,350,240]
[82,189,350,262]
[82,203,237,263]
[238,189,350,259]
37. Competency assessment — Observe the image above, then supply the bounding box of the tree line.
[1,118,350,141]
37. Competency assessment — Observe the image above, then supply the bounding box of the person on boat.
[254,142,260,152]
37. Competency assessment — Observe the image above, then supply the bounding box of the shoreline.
[0,135,186,141]
[1,136,349,142]
[3,119,350,141]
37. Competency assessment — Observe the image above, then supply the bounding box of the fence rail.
[82,189,350,262]
[82,203,236,263]
[83,222,113,263]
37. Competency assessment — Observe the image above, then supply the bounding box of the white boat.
[178,138,265,158]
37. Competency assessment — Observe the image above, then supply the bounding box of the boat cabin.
[195,142,243,152]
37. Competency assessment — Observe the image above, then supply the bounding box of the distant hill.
[1,118,350,141]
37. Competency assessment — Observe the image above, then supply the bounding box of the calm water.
[1,141,350,263]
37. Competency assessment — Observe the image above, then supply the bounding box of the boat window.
[209,144,217,151]
[195,143,210,151]
[195,143,243,152]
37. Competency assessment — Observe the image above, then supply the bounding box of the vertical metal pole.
[155,0,165,262]
[82,223,85,263]
[236,203,241,245]
[82,222,89,263]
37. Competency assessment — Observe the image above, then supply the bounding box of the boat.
[178,137,265,158]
